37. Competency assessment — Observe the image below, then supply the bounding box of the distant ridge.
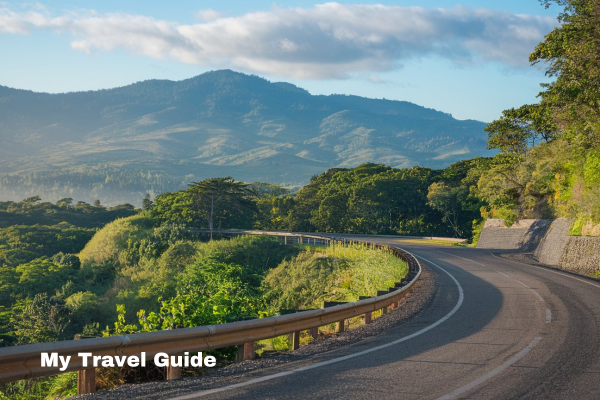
[0,69,490,204]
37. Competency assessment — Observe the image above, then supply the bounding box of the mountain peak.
[0,70,490,204]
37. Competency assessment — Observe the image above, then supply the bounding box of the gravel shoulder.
[75,265,437,400]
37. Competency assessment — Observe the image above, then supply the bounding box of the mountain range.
[0,69,490,205]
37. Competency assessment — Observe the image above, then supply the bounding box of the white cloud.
[195,9,221,22]
[368,75,385,84]
[0,3,558,79]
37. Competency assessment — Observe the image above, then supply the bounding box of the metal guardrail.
[0,234,421,394]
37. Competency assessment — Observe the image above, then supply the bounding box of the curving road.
[169,237,600,400]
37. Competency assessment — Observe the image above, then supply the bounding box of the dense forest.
[0,188,411,397]
[0,160,481,348]
[479,0,600,233]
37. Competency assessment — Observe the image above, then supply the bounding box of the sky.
[0,1,561,122]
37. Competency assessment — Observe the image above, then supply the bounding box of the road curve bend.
[163,236,600,400]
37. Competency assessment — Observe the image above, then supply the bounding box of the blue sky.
[0,1,560,121]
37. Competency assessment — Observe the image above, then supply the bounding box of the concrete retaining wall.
[533,218,572,266]
[476,219,552,251]
[478,217,600,275]
[558,237,600,275]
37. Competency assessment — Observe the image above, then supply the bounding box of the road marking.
[438,251,489,268]
[439,251,551,324]
[436,336,543,400]
[169,253,464,400]
[490,253,600,289]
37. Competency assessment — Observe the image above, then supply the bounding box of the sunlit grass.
[395,238,466,246]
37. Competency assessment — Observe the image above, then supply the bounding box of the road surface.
[169,238,600,400]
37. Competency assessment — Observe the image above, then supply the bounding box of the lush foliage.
[264,243,408,310]
[0,197,137,347]
[480,0,600,230]
[254,163,485,238]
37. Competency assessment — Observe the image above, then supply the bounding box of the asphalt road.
[169,238,600,400]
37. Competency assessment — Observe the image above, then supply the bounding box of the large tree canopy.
[479,0,600,223]
[486,0,600,151]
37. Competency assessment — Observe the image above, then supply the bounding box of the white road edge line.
[436,336,543,400]
[489,253,600,289]
[496,272,551,324]
[431,250,550,397]
[169,253,464,400]
[439,251,551,324]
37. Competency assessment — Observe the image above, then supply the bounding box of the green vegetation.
[0,70,488,206]
[255,162,485,239]
[0,197,136,229]
[480,0,600,235]
[265,243,407,310]
[1,199,408,398]
[0,198,137,346]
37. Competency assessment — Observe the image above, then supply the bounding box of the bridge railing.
[0,233,421,395]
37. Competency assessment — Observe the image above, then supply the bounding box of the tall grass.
[264,242,408,310]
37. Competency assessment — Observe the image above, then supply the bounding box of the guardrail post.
[284,236,288,245]
[244,342,255,360]
[167,365,182,380]
[77,368,96,395]
[336,320,345,333]
[292,331,301,350]
[364,311,372,324]
[75,335,96,395]
[311,327,319,340]
[236,344,245,362]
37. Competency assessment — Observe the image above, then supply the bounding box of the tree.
[22,195,41,204]
[530,0,600,146]
[56,197,73,208]
[188,177,257,240]
[427,183,470,238]
[485,104,557,153]
[11,293,69,344]
[142,193,153,211]
[247,182,290,198]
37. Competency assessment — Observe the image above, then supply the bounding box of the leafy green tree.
[142,193,153,210]
[479,1,600,222]
[427,183,470,237]
[151,190,194,223]
[532,0,600,146]
[0,266,17,307]
[15,257,78,296]
[254,196,295,230]
[485,104,557,153]
[188,177,257,239]
[56,197,73,208]
[11,293,69,344]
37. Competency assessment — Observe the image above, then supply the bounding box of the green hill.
[0,70,489,204]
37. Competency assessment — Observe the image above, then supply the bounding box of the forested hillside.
[0,70,489,205]
[0,159,479,349]
[479,0,600,234]
[0,197,408,397]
